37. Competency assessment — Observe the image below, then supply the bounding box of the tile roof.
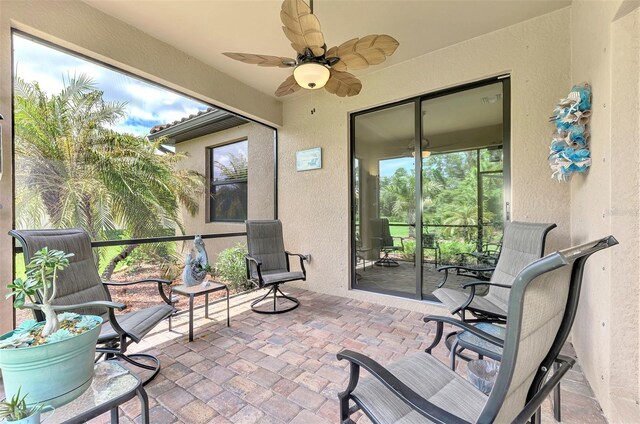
[149,107,217,134]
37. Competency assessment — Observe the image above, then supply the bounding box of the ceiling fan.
[223,0,399,98]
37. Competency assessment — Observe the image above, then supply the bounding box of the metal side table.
[53,361,149,423]
[170,281,230,342]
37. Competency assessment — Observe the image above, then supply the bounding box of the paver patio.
[73,288,605,423]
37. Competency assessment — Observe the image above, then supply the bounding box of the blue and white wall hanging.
[549,83,592,182]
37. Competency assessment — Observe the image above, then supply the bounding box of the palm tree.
[14,75,205,276]
[212,151,248,219]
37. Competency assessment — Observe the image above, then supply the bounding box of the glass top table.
[52,361,148,424]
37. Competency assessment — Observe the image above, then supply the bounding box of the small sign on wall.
[296,147,322,171]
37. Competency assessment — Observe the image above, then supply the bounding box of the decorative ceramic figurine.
[182,235,211,287]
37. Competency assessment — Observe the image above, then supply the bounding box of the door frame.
[349,76,511,301]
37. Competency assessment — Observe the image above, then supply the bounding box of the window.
[209,140,248,222]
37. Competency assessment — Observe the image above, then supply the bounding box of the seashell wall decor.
[548,83,592,182]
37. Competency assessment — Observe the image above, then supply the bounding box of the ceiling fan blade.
[327,35,399,72]
[324,69,362,97]
[275,74,302,97]
[280,0,325,57]
[223,52,296,68]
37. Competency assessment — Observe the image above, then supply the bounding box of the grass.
[389,221,411,239]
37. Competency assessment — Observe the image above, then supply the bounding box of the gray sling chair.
[434,221,556,323]
[371,218,405,267]
[245,220,308,314]
[337,235,618,424]
[9,228,175,385]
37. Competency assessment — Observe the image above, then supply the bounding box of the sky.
[13,34,209,137]
[379,157,414,178]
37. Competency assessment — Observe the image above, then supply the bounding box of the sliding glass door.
[351,78,510,300]
[353,101,417,296]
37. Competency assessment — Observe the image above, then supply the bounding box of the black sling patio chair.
[453,237,503,280]
[245,220,308,314]
[434,221,556,322]
[337,235,617,424]
[9,228,175,385]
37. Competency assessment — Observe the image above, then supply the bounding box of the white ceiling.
[84,0,570,99]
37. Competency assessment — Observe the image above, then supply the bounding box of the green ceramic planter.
[0,316,102,408]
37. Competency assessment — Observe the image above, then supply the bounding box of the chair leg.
[375,250,399,267]
[251,284,300,314]
[339,394,351,423]
[450,339,459,370]
[553,362,562,422]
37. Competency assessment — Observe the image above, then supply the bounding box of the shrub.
[215,243,251,292]
[123,242,176,268]
[400,239,416,261]
[438,240,476,264]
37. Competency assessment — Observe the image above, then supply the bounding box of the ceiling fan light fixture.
[411,150,431,158]
[293,62,330,90]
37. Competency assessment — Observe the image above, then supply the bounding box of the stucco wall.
[0,0,281,333]
[570,1,640,421]
[175,122,275,262]
[278,8,572,312]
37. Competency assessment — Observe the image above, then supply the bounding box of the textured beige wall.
[0,0,281,333]
[175,122,275,263]
[570,1,640,421]
[278,8,572,312]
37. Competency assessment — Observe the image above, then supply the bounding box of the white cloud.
[13,33,209,136]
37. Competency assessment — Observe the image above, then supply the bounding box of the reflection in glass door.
[351,78,509,300]
[420,82,505,298]
[353,102,417,296]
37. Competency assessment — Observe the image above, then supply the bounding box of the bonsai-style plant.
[0,388,42,422]
[0,247,103,408]
[3,247,100,347]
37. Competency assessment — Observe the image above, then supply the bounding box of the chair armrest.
[103,279,173,305]
[337,349,470,424]
[438,265,496,274]
[285,251,308,277]
[436,265,495,288]
[285,251,307,260]
[245,254,264,285]
[422,315,504,353]
[24,300,126,312]
[461,281,511,290]
[103,278,172,286]
[392,236,406,249]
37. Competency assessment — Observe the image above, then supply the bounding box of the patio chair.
[245,220,308,314]
[422,230,441,268]
[457,238,503,267]
[452,237,503,280]
[433,221,556,322]
[337,235,618,424]
[427,319,564,422]
[9,228,175,385]
[371,218,405,267]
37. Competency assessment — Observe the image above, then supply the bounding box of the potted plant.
[0,388,54,423]
[0,247,103,408]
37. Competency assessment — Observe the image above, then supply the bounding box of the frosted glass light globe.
[293,63,330,90]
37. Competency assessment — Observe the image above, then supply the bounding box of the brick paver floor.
[78,288,606,423]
